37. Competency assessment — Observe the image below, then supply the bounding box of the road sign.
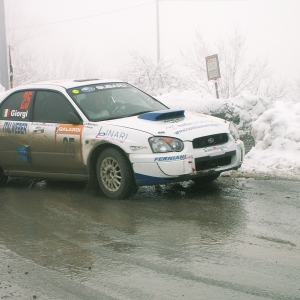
[205,54,221,81]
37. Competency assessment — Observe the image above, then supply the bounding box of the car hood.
[104,110,229,140]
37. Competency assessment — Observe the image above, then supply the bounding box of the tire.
[0,167,8,187]
[96,148,138,199]
[191,173,220,184]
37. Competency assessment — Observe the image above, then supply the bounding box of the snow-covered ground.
[158,91,300,179]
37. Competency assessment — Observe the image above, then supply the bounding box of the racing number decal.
[63,137,75,155]
[55,125,84,161]
[20,91,33,110]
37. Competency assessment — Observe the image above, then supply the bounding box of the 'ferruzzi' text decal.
[96,127,128,143]
[20,91,33,110]
[2,122,28,134]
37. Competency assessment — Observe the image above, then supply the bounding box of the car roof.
[8,78,125,92]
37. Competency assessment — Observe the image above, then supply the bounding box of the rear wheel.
[96,148,138,199]
[191,173,220,184]
[0,167,8,186]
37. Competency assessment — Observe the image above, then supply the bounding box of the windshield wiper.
[94,115,130,121]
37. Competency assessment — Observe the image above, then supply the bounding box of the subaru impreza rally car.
[0,79,244,199]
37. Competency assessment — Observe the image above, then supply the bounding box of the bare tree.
[118,52,189,95]
[10,47,101,86]
[6,0,103,87]
[182,27,288,100]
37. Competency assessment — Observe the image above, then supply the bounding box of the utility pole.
[0,0,9,90]
[156,0,160,64]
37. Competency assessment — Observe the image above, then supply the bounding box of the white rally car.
[0,79,244,199]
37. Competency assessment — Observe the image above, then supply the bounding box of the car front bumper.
[130,140,245,186]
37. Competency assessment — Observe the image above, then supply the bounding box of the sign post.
[205,54,221,98]
[8,45,13,89]
[0,0,9,90]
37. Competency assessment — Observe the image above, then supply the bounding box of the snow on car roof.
[29,78,124,89]
[5,79,125,92]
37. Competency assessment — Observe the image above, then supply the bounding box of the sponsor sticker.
[96,126,128,142]
[3,122,28,134]
[154,154,193,162]
[11,110,28,119]
[204,145,227,153]
[72,89,80,94]
[84,122,98,126]
[32,122,57,127]
[174,123,222,135]
[154,155,187,162]
[163,118,184,124]
[166,121,222,135]
[81,87,96,93]
[2,109,28,119]
[17,145,31,163]
[56,125,83,134]
[96,83,127,90]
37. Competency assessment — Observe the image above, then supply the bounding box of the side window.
[0,91,33,121]
[33,91,75,123]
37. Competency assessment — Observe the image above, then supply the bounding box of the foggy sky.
[5,0,300,80]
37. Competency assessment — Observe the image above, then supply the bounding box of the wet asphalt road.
[0,176,299,300]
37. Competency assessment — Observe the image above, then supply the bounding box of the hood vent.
[138,109,185,121]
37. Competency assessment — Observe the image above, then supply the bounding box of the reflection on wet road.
[0,177,299,299]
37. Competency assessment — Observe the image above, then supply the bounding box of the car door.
[0,90,33,171]
[28,90,86,175]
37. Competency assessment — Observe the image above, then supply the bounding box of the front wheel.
[96,148,138,199]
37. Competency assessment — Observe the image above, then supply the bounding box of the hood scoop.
[138,109,185,121]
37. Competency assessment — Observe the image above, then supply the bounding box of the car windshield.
[67,83,168,121]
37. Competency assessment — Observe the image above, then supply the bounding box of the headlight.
[149,137,184,153]
[229,122,239,141]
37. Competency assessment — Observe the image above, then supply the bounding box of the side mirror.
[67,112,82,124]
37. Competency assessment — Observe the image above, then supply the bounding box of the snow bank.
[241,101,300,178]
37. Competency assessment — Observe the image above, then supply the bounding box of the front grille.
[195,151,235,171]
[193,133,228,149]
